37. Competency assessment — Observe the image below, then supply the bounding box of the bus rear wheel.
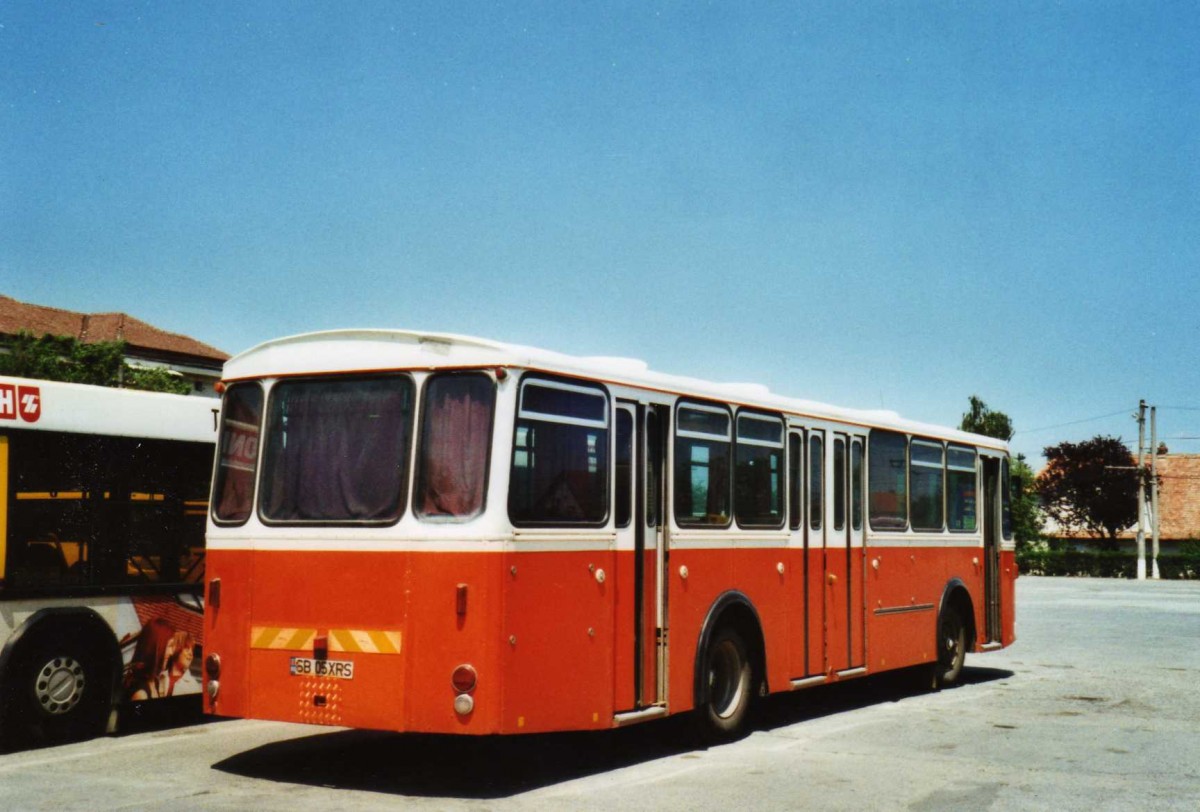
[696,625,753,743]
[2,632,112,750]
[933,606,967,689]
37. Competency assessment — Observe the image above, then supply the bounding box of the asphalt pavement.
[0,576,1196,811]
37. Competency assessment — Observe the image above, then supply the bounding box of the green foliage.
[1017,548,1134,578]
[1037,436,1138,549]
[960,395,1014,442]
[1017,545,1200,579]
[124,366,192,395]
[0,331,192,395]
[1010,454,1044,550]
[0,331,125,385]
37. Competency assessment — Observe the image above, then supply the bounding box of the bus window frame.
[211,381,264,528]
[733,410,785,530]
[413,371,497,523]
[674,400,734,530]
[258,373,417,528]
[507,374,612,529]
[909,437,946,533]
[946,444,979,534]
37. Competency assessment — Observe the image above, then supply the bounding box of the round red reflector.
[205,653,221,679]
[451,664,477,693]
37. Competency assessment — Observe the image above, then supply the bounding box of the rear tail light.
[452,664,477,716]
[451,664,477,693]
[205,653,221,679]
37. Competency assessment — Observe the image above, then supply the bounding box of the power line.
[1015,409,1133,436]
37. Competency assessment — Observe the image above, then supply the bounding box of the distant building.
[1044,453,1200,553]
[0,294,228,396]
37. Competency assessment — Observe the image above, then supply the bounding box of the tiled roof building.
[0,294,228,395]
[1143,454,1200,543]
[1044,453,1200,551]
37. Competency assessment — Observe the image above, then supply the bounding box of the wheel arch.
[0,607,123,705]
[937,578,977,652]
[693,590,768,706]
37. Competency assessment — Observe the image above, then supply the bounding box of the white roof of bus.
[224,329,1006,451]
[0,375,218,444]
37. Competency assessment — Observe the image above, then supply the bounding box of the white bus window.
[508,377,609,526]
[947,446,977,532]
[260,376,415,524]
[869,431,908,530]
[213,383,262,524]
[415,374,496,521]
[675,403,732,528]
[910,439,945,532]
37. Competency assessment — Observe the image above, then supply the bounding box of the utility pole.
[1151,405,1160,580]
[1136,399,1146,581]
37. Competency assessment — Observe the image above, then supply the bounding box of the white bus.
[0,376,217,749]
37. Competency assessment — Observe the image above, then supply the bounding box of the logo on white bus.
[0,384,41,423]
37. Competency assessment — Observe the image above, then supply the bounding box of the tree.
[1037,436,1138,550]
[960,395,1014,442]
[1010,454,1044,550]
[958,397,1042,546]
[0,331,191,395]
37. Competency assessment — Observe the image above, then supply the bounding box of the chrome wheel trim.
[35,656,86,716]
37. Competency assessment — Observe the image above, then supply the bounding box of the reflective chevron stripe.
[250,626,401,654]
[251,626,316,651]
[329,628,402,654]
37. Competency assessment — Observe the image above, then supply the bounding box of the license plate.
[289,657,354,679]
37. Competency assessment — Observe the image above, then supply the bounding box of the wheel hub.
[35,657,86,715]
[709,640,745,719]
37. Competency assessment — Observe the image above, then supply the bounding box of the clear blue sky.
[2,2,1197,463]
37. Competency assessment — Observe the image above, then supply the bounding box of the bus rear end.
[203,369,509,734]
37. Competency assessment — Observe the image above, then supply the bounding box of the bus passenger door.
[849,436,866,669]
[614,401,666,712]
[983,457,1003,644]
[825,434,850,674]
[806,431,825,677]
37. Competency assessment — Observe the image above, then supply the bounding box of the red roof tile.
[0,295,228,363]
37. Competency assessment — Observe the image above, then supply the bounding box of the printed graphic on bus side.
[0,384,41,423]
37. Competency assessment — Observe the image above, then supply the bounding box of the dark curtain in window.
[262,378,413,522]
[416,375,495,519]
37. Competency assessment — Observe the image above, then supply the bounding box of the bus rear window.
[213,383,262,524]
[415,373,496,520]
[260,376,414,524]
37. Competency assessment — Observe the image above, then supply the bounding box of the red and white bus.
[202,330,1015,741]
[0,376,217,749]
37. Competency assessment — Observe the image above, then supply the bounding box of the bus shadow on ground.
[212,665,1012,800]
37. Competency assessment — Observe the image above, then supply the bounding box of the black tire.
[932,606,967,689]
[695,625,753,743]
[1,631,113,750]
